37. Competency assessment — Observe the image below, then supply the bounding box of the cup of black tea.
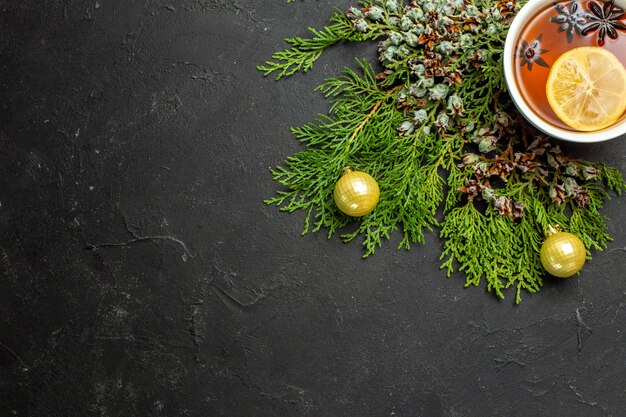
[504,0,626,142]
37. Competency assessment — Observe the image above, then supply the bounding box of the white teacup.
[503,0,626,143]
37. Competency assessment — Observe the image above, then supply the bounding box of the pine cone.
[458,179,486,201]
[489,157,516,181]
[493,196,524,219]
[549,183,567,205]
[513,151,538,173]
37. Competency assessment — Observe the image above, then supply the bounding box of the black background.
[1,1,626,416]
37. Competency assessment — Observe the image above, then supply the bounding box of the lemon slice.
[546,47,626,131]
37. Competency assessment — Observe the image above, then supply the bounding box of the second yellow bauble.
[540,226,586,278]
[334,169,380,217]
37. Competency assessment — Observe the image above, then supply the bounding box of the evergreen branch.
[258,12,376,80]
[265,64,401,238]
[263,0,625,302]
[598,165,626,195]
[341,83,403,157]
[440,201,544,303]
[257,48,324,80]
[257,25,347,79]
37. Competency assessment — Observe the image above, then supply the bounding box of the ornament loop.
[546,224,563,236]
[341,166,354,176]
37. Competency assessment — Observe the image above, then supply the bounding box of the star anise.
[550,1,587,43]
[517,34,549,70]
[581,0,626,46]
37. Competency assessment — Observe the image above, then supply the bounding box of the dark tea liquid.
[512,0,626,130]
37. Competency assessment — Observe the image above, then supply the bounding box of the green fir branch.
[258,12,384,80]
[261,0,626,303]
[440,201,546,303]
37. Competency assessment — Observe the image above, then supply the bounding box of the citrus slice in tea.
[546,46,626,132]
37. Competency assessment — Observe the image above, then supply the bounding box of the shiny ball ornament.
[334,168,380,217]
[540,226,586,278]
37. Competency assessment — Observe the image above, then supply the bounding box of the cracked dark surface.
[1,1,626,416]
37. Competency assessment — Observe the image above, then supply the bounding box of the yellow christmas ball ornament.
[334,168,380,217]
[540,225,586,278]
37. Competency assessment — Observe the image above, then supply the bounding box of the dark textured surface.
[1,1,626,416]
